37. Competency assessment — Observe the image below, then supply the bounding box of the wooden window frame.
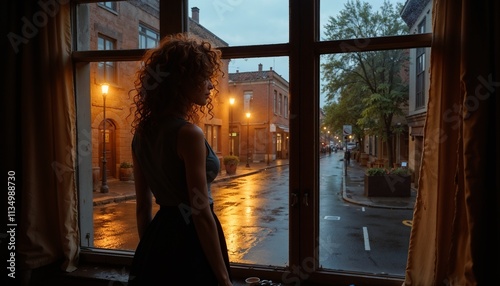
[73,1,432,284]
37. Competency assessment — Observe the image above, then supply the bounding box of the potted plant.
[119,161,134,181]
[364,167,411,197]
[223,155,239,175]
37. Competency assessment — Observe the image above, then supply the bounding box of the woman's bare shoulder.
[177,123,204,147]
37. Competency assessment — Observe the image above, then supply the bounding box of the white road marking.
[363,226,371,251]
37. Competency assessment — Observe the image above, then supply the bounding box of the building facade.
[401,0,433,186]
[88,3,230,180]
[228,64,290,164]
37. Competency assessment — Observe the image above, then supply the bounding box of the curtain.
[5,0,79,275]
[404,0,499,285]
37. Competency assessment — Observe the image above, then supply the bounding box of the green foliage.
[223,155,239,165]
[390,167,410,176]
[366,167,387,176]
[320,0,409,166]
[120,162,133,168]
[366,167,410,176]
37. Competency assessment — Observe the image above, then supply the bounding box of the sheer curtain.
[404,0,499,285]
[5,0,79,276]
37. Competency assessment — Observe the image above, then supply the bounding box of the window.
[97,35,116,84]
[139,24,159,49]
[74,1,432,284]
[415,19,427,109]
[98,1,117,12]
[278,93,282,116]
[273,90,278,114]
[284,95,288,118]
[243,91,253,112]
[205,124,220,153]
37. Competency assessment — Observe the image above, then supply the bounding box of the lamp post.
[229,97,235,155]
[245,112,251,167]
[100,83,109,193]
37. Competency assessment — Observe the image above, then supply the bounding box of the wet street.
[211,166,289,266]
[94,152,412,276]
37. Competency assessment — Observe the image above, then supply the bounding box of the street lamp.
[100,83,109,193]
[245,112,251,167]
[229,97,235,155]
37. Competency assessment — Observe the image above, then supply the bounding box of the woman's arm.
[178,124,232,286]
[132,151,153,239]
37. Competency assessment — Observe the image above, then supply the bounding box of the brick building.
[228,64,290,164]
[88,3,229,180]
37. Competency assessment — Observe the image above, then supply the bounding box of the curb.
[93,194,137,206]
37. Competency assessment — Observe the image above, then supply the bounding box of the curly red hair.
[130,33,222,134]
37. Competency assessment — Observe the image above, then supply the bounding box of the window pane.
[90,56,291,268]
[139,24,159,49]
[188,0,289,47]
[320,0,413,41]
[319,49,415,276]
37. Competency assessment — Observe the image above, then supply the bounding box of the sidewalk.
[93,157,416,209]
[342,158,417,210]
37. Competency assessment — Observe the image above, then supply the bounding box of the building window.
[415,18,427,109]
[139,24,159,49]
[97,35,116,84]
[98,2,117,12]
[205,125,220,152]
[244,91,253,112]
[273,90,277,114]
[284,95,288,118]
[278,93,282,116]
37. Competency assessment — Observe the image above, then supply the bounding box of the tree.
[323,83,366,148]
[321,0,409,166]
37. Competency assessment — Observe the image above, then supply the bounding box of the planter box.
[119,168,134,181]
[364,174,411,197]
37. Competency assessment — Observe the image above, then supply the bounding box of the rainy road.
[94,153,412,276]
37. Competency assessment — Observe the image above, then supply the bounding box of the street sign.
[343,125,352,136]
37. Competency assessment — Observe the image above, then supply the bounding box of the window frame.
[97,34,117,84]
[138,23,160,49]
[73,0,432,284]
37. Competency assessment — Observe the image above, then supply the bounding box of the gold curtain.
[404,0,499,285]
[5,1,79,275]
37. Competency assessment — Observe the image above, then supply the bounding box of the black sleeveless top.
[132,118,219,206]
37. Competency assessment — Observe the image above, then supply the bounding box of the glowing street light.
[100,83,109,193]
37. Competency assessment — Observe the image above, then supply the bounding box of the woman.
[128,33,232,286]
